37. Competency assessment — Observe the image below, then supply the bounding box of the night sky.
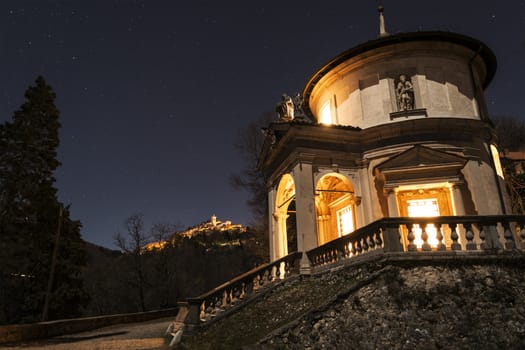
[1,1,524,249]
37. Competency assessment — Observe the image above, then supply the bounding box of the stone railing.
[307,215,525,268]
[179,251,301,329]
[0,308,179,345]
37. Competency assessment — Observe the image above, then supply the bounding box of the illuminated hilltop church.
[258,7,510,263]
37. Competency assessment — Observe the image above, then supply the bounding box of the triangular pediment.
[376,145,467,181]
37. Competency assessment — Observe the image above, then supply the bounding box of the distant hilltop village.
[181,214,246,238]
[144,215,247,251]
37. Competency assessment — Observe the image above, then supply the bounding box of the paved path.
[0,317,173,350]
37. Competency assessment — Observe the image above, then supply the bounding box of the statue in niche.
[276,94,294,121]
[395,74,414,111]
[373,168,389,217]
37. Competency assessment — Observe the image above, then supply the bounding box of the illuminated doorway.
[315,174,356,245]
[397,186,454,249]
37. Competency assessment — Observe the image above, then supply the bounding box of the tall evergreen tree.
[0,76,87,324]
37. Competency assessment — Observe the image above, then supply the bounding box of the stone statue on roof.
[276,94,294,121]
[292,92,305,119]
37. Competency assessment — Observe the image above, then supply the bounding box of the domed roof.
[302,31,497,119]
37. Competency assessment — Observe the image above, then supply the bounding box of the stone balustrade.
[307,215,525,268]
[176,215,524,332]
[180,252,301,328]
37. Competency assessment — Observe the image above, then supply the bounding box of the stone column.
[292,162,317,252]
[268,187,277,262]
[451,185,465,215]
[317,214,331,245]
[387,189,399,217]
[272,212,289,260]
[463,160,493,214]
[357,167,373,224]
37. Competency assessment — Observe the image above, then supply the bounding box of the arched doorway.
[273,174,297,258]
[315,173,356,245]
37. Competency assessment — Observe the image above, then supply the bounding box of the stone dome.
[302,31,497,129]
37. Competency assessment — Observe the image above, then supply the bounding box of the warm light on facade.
[491,144,504,178]
[320,101,332,125]
[407,198,440,247]
[337,205,354,236]
[407,198,439,217]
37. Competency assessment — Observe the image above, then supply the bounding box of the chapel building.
[258,12,510,262]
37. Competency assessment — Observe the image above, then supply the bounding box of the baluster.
[368,234,376,250]
[205,306,214,321]
[222,290,228,308]
[503,222,516,250]
[356,240,363,254]
[284,261,290,277]
[337,246,345,261]
[344,242,351,258]
[479,225,486,250]
[200,301,206,321]
[421,223,431,251]
[450,223,461,250]
[375,230,383,248]
[333,249,339,262]
[267,269,273,283]
[275,263,282,279]
[464,223,476,250]
[232,287,240,304]
[516,221,525,250]
[435,223,446,251]
[245,279,254,295]
[213,297,221,316]
[407,224,417,251]
[260,271,266,286]
[362,237,369,252]
[351,241,357,256]
[240,282,246,299]
[227,291,234,307]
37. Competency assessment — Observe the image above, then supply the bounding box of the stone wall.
[260,261,525,349]
[0,308,178,345]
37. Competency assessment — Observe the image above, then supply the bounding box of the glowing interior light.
[337,206,354,236]
[407,198,440,248]
[320,101,332,125]
[490,144,504,178]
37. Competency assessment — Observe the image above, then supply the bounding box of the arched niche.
[273,174,297,258]
[315,173,357,245]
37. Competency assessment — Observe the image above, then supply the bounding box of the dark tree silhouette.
[492,115,525,214]
[230,112,274,261]
[114,214,151,312]
[0,77,87,324]
[492,115,525,151]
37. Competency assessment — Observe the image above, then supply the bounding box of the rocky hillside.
[178,255,525,349]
